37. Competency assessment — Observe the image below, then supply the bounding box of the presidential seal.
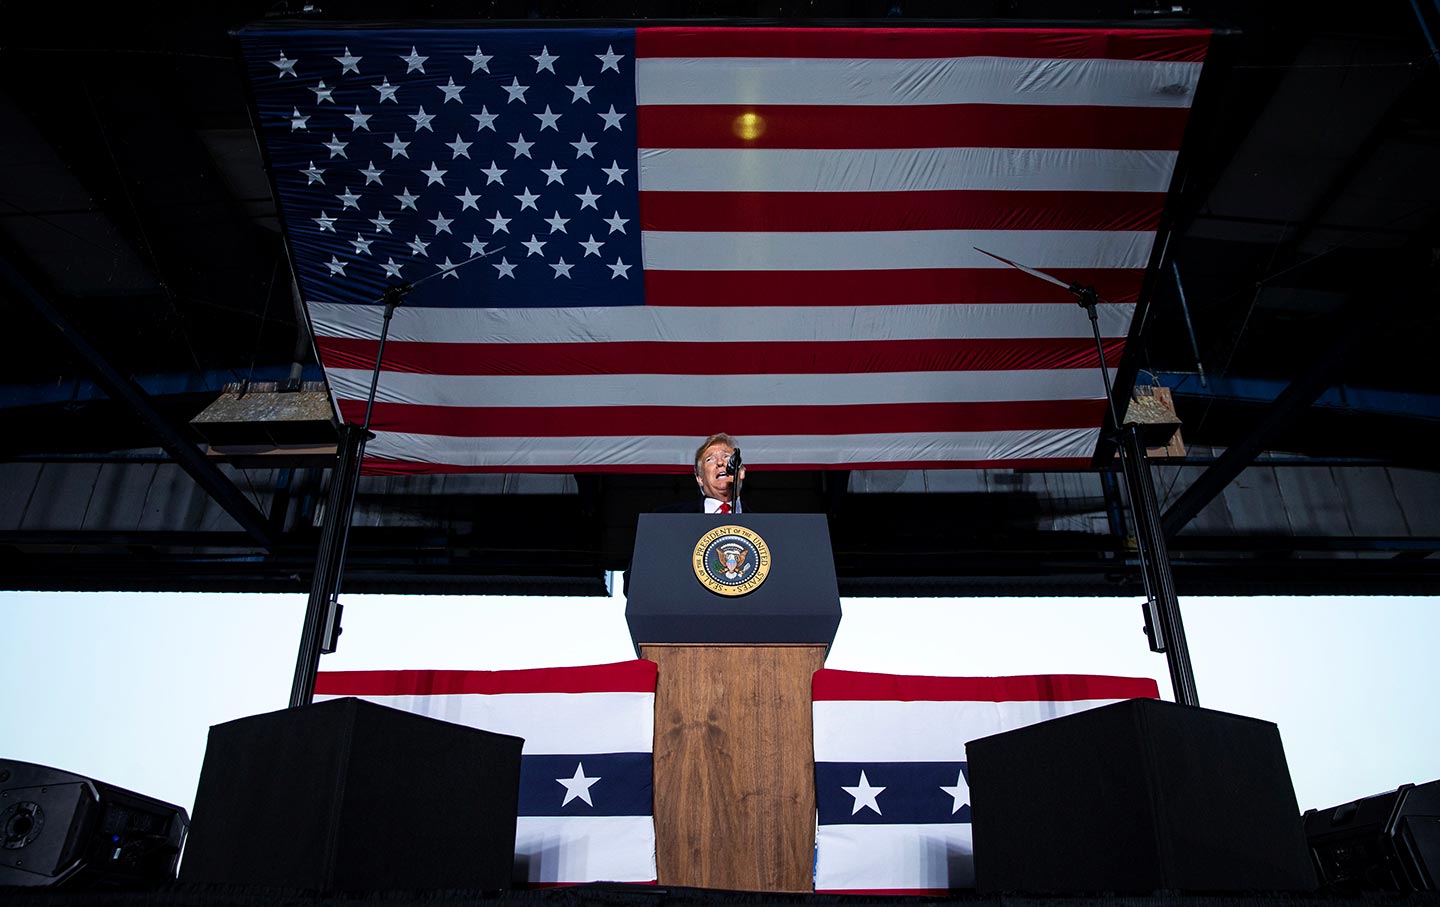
[692,524,771,596]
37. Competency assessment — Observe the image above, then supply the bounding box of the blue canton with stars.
[238,27,643,309]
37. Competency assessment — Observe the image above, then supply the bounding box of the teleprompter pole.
[973,246,1201,705]
[288,290,405,708]
[1074,285,1200,707]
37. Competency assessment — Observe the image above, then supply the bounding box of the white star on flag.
[842,770,886,816]
[310,81,333,103]
[401,46,428,73]
[271,52,297,78]
[599,105,626,130]
[374,78,398,102]
[456,187,481,210]
[508,134,534,158]
[446,134,472,158]
[571,134,596,158]
[464,46,492,73]
[345,106,372,131]
[596,45,623,72]
[941,768,970,814]
[556,762,600,807]
[567,77,593,103]
[607,257,631,279]
[502,77,529,103]
[438,77,465,103]
[486,211,511,233]
[551,257,574,278]
[333,47,361,74]
[471,106,497,132]
[493,256,516,278]
[532,46,559,73]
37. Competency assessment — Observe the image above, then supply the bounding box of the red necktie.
[719,502,732,514]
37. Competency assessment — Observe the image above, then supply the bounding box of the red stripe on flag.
[638,104,1191,151]
[640,189,1165,233]
[636,27,1210,62]
[317,337,1125,377]
[315,660,659,696]
[812,669,1161,703]
[337,399,1110,438]
[359,455,1096,476]
[641,268,1145,306]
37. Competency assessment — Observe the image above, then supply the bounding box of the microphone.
[725,448,743,476]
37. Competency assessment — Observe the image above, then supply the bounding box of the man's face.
[695,442,738,501]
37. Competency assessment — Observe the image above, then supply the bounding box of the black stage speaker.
[180,697,523,891]
[967,698,1316,893]
[1305,779,1440,891]
[0,759,188,888]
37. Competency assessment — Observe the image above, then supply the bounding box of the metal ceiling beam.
[0,254,277,549]
[1159,326,1361,539]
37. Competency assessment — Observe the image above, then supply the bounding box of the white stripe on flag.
[313,691,654,754]
[640,229,1157,271]
[814,823,975,892]
[327,368,1116,407]
[635,56,1203,107]
[638,148,1178,193]
[813,697,1127,762]
[360,427,1100,469]
[516,816,657,885]
[307,303,1138,344]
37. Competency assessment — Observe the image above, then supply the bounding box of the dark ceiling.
[3,1,1439,597]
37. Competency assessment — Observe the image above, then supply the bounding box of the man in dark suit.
[658,432,747,514]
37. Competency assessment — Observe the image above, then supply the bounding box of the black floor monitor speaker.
[180,697,524,891]
[0,759,188,888]
[967,698,1317,893]
[1305,779,1440,891]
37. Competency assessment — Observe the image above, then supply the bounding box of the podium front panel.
[626,513,840,647]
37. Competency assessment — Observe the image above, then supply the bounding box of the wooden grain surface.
[642,644,826,893]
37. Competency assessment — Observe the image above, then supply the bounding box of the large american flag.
[238,26,1209,474]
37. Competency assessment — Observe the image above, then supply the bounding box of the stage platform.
[5,884,1439,907]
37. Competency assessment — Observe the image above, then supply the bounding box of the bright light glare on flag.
[732,111,765,141]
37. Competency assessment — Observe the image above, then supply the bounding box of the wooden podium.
[627,514,841,893]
